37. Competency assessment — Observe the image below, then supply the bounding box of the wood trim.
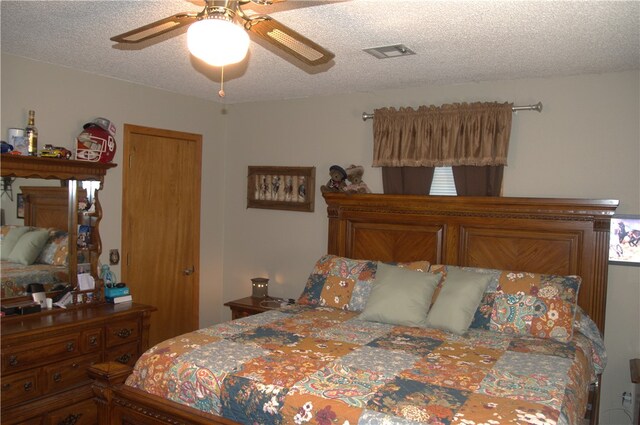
[1,155,115,182]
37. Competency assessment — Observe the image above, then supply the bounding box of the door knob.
[183,267,195,276]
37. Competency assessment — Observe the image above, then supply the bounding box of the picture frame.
[16,193,24,219]
[609,214,640,266]
[247,166,315,212]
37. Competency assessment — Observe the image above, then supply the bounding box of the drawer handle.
[2,383,10,390]
[116,353,132,364]
[23,381,33,392]
[66,341,75,352]
[116,328,132,339]
[89,335,98,346]
[59,413,82,425]
[53,372,62,382]
[8,355,18,366]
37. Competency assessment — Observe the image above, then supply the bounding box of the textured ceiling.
[1,1,639,105]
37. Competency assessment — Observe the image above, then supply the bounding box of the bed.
[90,193,618,425]
[1,186,69,298]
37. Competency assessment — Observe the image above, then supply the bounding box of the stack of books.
[105,284,132,304]
[106,294,132,304]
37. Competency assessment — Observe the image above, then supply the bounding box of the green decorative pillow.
[7,229,51,265]
[359,262,441,327]
[425,268,492,335]
[1,226,32,260]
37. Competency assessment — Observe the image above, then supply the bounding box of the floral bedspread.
[127,305,602,425]
[0,260,67,297]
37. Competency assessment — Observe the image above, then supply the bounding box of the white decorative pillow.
[7,229,51,265]
[1,226,33,260]
[425,268,492,335]
[359,262,441,327]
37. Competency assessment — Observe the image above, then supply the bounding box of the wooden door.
[122,124,201,346]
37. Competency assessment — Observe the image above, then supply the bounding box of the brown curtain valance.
[373,102,513,167]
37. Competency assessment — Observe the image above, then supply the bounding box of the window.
[429,167,457,196]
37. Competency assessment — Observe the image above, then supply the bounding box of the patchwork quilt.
[0,260,67,297]
[127,305,603,425]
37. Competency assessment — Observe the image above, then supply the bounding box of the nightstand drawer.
[1,368,42,406]
[105,318,140,347]
[43,352,101,393]
[225,296,281,319]
[2,334,81,373]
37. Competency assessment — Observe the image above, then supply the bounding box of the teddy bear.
[344,164,371,194]
[320,165,347,192]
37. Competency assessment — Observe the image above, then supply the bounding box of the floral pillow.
[429,265,581,343]
[298,255,431,311]
[35,229,69,266]
[490,271,581,342]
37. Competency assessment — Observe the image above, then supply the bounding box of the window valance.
[372,102,513,167]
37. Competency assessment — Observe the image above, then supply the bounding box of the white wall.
[1,54,228,327]
[2,54,638,424]
[225,71,640,424]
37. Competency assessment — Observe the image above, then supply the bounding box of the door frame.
[121,124,202,334]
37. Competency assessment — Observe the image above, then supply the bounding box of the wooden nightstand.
[224,296,283,319]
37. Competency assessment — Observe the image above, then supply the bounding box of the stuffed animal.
[344,164,371,194]
[320,165,347,192]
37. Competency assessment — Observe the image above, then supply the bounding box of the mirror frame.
[1,155,116,302]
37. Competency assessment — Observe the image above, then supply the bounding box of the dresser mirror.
[1,155,116,305]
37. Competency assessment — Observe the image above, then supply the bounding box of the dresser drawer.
[81,327,103,353]
[2,334,80,373]
[43,352,101,393]
[46,398,97,425]
[1,368,42,406]
[4,416,42,425]
[105,318,140,348]
[105,341,140,367]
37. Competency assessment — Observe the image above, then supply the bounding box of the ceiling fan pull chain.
[219,66,225,98]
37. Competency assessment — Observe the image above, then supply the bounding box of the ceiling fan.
[110,0,335,68]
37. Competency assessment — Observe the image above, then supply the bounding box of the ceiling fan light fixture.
[187,16,250,67]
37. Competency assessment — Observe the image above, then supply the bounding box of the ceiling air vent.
[363,44,415,59]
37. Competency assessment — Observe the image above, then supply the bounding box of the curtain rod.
[361,102,543,121]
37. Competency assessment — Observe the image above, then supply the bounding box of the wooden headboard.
[20,186,69,230]
[323,193,618,333]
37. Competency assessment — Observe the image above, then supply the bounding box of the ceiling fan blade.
[111,13,198,43]
[246,17,334,66]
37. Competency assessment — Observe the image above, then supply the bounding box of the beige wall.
[2,54,638,424]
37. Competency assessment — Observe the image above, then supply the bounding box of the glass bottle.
[25,110,38,156]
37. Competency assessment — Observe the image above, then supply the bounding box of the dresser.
[1,303,155,425]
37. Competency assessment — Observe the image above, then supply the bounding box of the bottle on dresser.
[24,109,38,156]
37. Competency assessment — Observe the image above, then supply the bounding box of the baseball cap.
[83,117,116,138]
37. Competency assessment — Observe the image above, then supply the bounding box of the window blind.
[429,167,457,196]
